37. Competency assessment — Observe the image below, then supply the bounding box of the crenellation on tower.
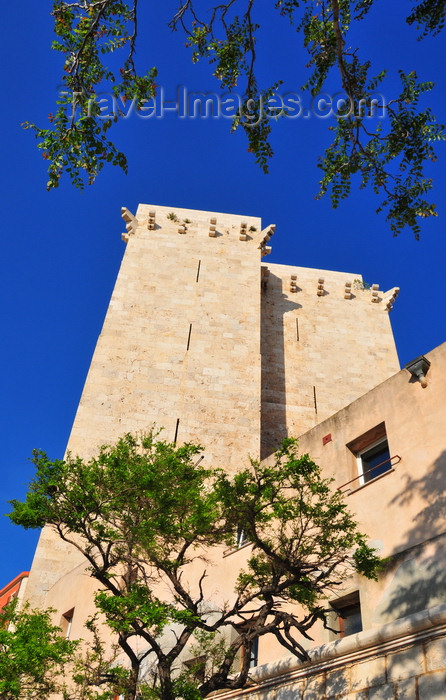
[383,286,400,311]
[120,206,138,241]
[133,203,262,241]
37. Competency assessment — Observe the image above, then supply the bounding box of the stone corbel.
[121,207,138,242]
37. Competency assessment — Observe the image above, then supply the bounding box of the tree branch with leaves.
[0,600,76,700]
[25,1,446,237]
[9,432,382,699]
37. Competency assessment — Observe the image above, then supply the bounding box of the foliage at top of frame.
[25,1,445,237]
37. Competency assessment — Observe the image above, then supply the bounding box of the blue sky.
[1,1,445,588]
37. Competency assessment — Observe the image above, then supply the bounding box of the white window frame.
[249,635,259,668]
[235,524,249,548]
[61,608,74,639]
[356,437,391,486]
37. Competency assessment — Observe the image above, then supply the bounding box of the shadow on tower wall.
[374,448,446,624]
[260,272,301,460]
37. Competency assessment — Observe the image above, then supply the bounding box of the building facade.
[22,205,445,698]
[0,571,28,613]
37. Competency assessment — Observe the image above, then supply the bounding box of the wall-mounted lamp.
[405,355,431,388]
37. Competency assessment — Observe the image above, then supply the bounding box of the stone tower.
[24,204,400,619]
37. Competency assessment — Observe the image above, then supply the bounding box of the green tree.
[25,1,446,237]
[9,432,381,700]
[0,600,76,700]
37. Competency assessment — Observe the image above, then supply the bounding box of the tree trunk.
[158,661,176,700]
[126,663,140,700]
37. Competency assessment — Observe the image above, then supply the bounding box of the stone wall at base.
[211,604,446,700]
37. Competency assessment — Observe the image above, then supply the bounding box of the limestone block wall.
[67,204,265,470]
[261,264,400,457]
[24,204,267,609]
[212,604,446,700]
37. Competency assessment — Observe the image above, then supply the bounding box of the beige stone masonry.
[209,604,446,700]
[68,203,265,469]
[24,204,266,608]
[260,263,400,456]
[23,203,410,675]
